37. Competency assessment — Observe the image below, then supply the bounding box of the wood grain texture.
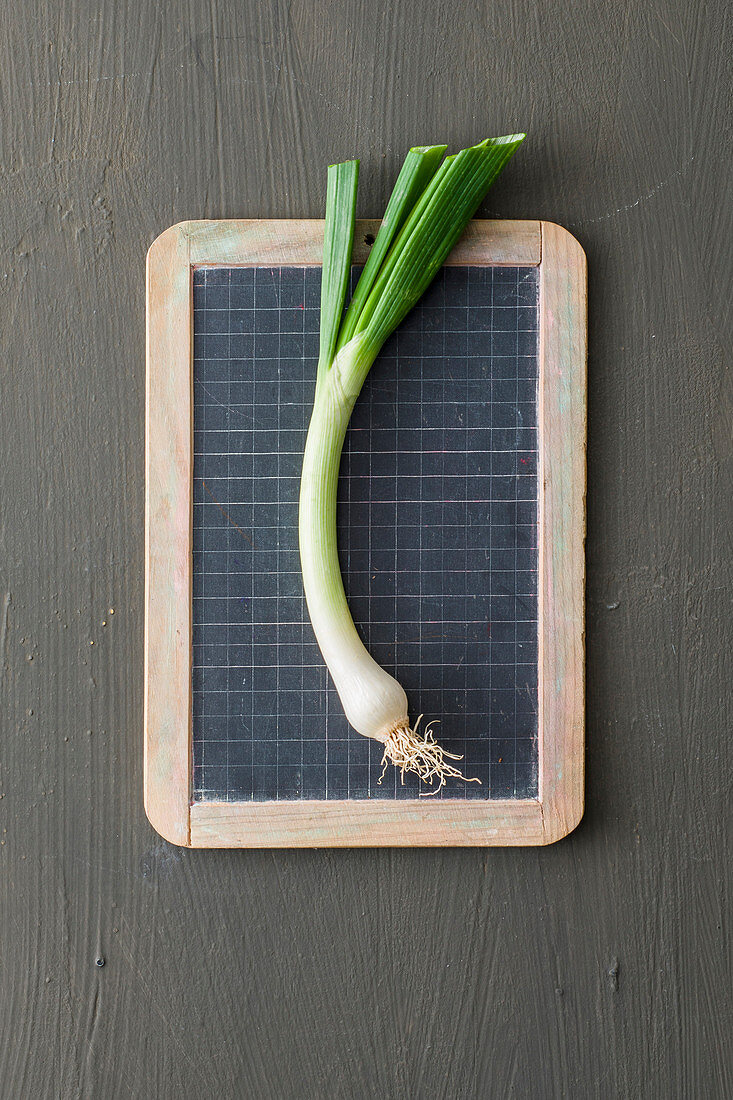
[184,216,541,266]
[190,799,547,848]
[538,221,587,843]
[145,224,192,846]
[191,796,550,844]
[1,0,730,1096]
[146,217,569,848]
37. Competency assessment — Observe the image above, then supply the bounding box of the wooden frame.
[145,219,586,847]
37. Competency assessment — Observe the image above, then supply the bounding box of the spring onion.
[299,135,525,791]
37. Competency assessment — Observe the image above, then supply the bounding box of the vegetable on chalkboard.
[299,135,525,792]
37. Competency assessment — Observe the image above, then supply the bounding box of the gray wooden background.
[1,2,730,1097]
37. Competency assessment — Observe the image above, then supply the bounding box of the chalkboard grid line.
[191,264,539,802]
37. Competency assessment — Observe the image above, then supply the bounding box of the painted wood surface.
[146,217,582,848]
[191,798,545,848]
[1,1,730,1097]
[145,223,192,846]
[185,216,541,267]
[538,221,587,843]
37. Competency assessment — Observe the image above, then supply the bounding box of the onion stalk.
[299,135,525,791]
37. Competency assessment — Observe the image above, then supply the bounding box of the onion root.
[378,715,481,795]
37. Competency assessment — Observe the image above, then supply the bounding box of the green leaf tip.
[335,143,448,351]
[355,134,526,351]
[319,134,526,383]
[319,159,359,370]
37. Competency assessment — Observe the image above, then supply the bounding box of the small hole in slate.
[363,233,375,246]
[95,957,105,968]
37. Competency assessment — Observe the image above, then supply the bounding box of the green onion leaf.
[318,159,359,373]
[335,144,447,351]
[347,154,456,343]
[356,134,525,355]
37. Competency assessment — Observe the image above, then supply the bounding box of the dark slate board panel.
[192,263,539,801]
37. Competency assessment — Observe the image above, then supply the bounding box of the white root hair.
[378,715,481,796]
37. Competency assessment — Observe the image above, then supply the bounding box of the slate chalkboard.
[145,218,585,847]
[191,262,539,802]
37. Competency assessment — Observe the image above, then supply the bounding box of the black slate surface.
[192,263,539,801]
